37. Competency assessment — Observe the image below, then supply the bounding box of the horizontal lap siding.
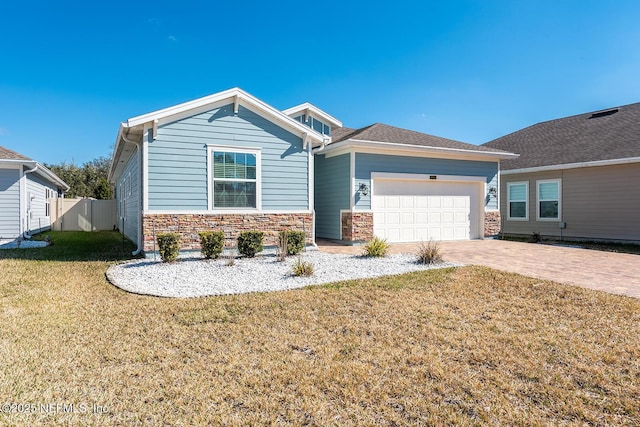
[0,168,20,238]
[314,153,350,239]
[354,153,498,210]
[501,164,640,241]
[115,149,139,242]
[25,174,53,233]
[148,104,308,211]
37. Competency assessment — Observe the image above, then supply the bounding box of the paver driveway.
[317,239,640,298]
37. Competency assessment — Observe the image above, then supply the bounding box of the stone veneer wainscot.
[484,211,501,237]
[341,211,374,242]
[143,213,314,252]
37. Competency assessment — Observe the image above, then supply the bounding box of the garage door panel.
[442,212,455,224]
[372,178,477,243]
[442,197,454,208]
[415,212,428,223]
[401,196,414,208]
[454,197,468,208]
[402,212,415,225]
[387,196,400,209]
[454,212,468,223]
[387,212,401,225]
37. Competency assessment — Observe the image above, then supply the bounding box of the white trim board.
[371,172,487,183]
[143,210,313,215]
[319,139,516,162]
[502,156,640,175]
[206,145,262,211]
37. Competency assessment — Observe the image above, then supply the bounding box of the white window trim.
[207,145,262,211]
[536,179,561,222]
[507,181,529,221]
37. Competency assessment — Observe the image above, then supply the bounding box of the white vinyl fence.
[50,198,117,232]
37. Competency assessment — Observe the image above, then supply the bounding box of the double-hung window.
[537,179,561,220]
[507,182,528,220]
[210,147,260,209]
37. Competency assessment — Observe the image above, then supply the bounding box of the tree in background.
[46,156,113,199]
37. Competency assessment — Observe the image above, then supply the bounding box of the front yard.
[1,232,639,425]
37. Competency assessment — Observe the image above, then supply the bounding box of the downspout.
[121,132,144,256]
[22,163,39,238]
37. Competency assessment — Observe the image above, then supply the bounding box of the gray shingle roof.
[331,123,508,154]
[0,145,32,161]
[483,102,640,170]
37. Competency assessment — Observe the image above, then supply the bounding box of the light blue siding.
[354,153,499,210]
[115,148,139,243]
[314,153,350,239]
[25,173,57,234]
[0,168,20,238]
[148,104,309,211]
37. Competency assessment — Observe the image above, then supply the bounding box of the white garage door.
[372,178,480,242]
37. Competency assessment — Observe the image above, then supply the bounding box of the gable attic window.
[589,109,618,119]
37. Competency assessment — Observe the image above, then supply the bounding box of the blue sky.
[1,1,640,165]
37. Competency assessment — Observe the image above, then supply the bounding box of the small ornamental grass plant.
[362,236,390,258]
[198,231,225,259]
[292,255,314,277]
[237,231,264,258]
[416,240,443,265]
[156,233,180,263]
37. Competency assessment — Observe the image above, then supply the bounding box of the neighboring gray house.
[0,146,69,239]
[109,88,516,254]
[484,102,640,243]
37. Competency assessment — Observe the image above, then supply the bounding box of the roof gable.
[327,123,515,158]
[282,103,343,128]
[484,102,640,170]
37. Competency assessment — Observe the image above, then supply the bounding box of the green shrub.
[198,230,225,259]
[416,240,442,265]
[237,230,264,258]
[157,232,180,262]
[362,236,390,257]
[292,256,314,277]
[279,230,306,256]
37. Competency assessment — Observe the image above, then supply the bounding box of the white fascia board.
[0,159,36,167]
[33,163,70,191]
[501,156,640,175]
[318,139,517,161]
[144,209,314,215]
[282,103,343,128]
[123,88,325,146]
[0,159,68,190]
[371,171,487,183]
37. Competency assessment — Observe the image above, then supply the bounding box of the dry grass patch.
[1,233,639,425]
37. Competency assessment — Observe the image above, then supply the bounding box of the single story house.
[108,88,516,254]
[483,102,640,243]
[0,146,69,239]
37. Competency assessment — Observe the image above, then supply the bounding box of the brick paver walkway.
[317,239,640,298]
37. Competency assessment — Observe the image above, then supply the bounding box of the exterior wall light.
[488,187,497,197]
[359,183,369,196]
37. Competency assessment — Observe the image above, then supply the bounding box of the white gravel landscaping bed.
[106,250,460,298]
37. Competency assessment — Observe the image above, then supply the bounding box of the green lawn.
[1,232,639,425]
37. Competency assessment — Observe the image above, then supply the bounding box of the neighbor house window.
[45,189,51,217]
[209,147,261,209]
[537,179,561,221]
[507,182,528,220]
